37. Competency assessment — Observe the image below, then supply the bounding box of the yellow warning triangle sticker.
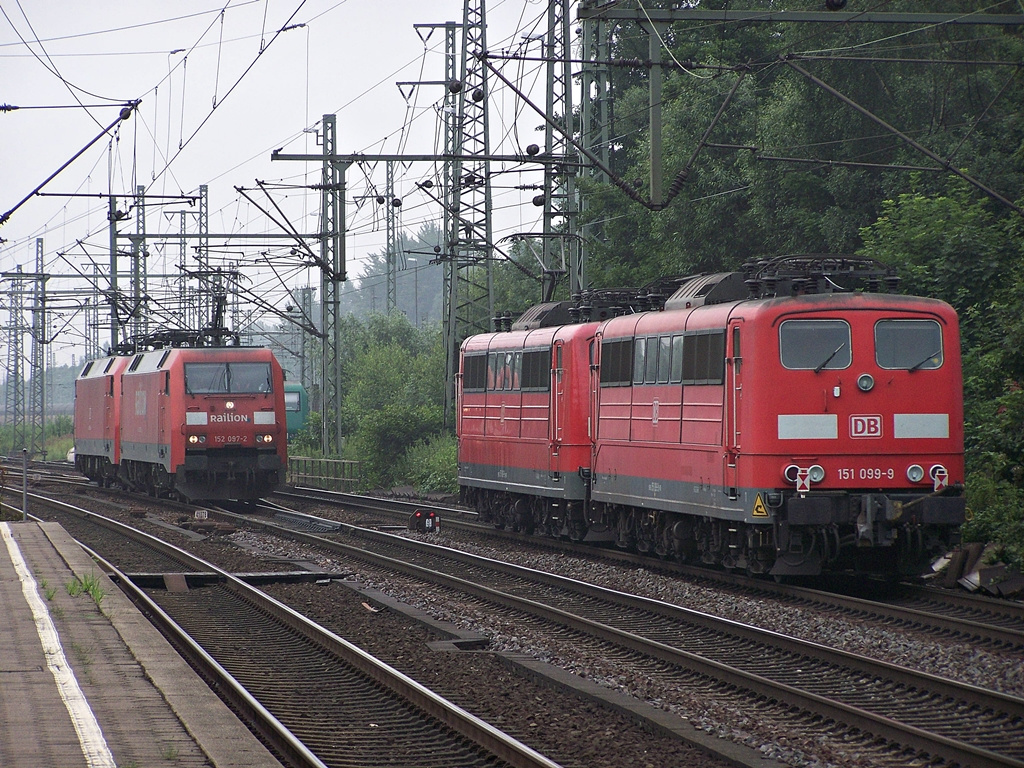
[752,493,769,517]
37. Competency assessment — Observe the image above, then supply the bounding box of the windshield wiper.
[908,349,941,372]
[813,342,846,374]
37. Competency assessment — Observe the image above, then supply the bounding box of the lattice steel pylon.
[442,0,495,427]
[319,114,345,455]
[385,160,402,313]
[29,239,47,459]
[580,4,612,264]
[540,0,582,299]
[4,265,27,455]
[129,184,149,341]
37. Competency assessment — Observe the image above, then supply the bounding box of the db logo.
[850,415,882,438]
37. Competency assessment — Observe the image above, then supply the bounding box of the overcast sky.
[0,1,563,364]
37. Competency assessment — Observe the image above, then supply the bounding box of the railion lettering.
[209,413,250,423]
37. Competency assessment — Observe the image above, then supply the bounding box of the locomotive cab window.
[185,362,273,394]
[779,320,851,371]
[875,319,943,370]
[284,390,302,411]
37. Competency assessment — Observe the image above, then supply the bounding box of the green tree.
[858,184,1024,564]
[581,1,1024,282]
[338,314,448,489]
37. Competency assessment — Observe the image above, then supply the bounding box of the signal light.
[408,509,439,533]
[907,464,925,483]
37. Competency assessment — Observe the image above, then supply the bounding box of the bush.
[963,472,1024,571]
[397,433,458,495]
[346,403,443,490]
[290,410,323,456]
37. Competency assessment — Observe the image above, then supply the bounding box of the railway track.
[18,477,1024,766]
[23,491,563,768]
[224,498,1024,768]
[274,486,1024,650]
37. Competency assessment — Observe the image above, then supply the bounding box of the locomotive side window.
[463,354,488,391]
[682,329,726,385]
[670,335,684,383]
[779,320,851,371]
[644,337,659,383]
[487,352,499,390]
[630,336,680,385]
[599,338,634,387]
[184,362,273,394]
[484,350,525,391]
[522,348,552,391]
[502,352,515,390]
[658,336,672,383]
[632,339,644,384]
[875,319,942,370]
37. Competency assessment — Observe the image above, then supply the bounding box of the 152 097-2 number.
[214,435,248,444]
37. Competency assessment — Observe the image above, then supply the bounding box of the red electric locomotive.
[458,302,601,537]
[74,355,130,486]
[75,346,288,501]
[457,258,967,578]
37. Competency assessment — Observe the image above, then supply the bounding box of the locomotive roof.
[606,289,956,334]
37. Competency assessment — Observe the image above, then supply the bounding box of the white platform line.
[1,523,116,768]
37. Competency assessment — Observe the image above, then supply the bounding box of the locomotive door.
[549,341,565,470]
[724,321,743,498]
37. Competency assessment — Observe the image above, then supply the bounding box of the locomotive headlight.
[783,464,801,483]
[225,401,235,410]
[808,464,826,483]
[256,434,274,444]
[929,464,947,481]
[907,464,925,483]
[857,373,874,392]
[187,434,206,445]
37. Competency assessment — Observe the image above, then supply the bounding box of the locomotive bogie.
[457,269,968,580]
